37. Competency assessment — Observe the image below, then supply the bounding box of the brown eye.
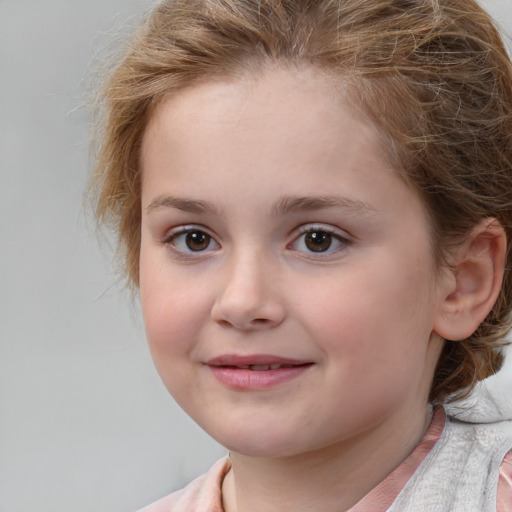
[165,227,220,255]
[185,230,211,251]
[304,231,333,252]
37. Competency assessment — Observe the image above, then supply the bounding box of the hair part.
[89,0,512,403]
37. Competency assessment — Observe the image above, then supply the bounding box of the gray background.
[1,1,511,511]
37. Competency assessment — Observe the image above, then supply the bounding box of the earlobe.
[434,219,507,341]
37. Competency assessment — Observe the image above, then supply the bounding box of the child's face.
[139,67,448,458]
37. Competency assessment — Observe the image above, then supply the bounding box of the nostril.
[214,316,278,331]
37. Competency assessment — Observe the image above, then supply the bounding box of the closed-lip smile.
[205,354,314,390]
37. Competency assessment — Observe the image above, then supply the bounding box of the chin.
[209,426,312,459]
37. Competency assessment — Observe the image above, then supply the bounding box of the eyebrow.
[145,194,378,217]
[272,195,378,217]
[146,196,218,214]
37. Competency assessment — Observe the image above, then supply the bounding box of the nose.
[210,252,286,331]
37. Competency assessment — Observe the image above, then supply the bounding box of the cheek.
[140,278,205,403]
[299,261,436,371]
[141,285,200,352]
[139,252,205,362]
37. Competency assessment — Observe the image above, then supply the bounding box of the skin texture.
[138,67,469,511]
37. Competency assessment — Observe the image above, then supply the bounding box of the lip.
[205,354,313,390]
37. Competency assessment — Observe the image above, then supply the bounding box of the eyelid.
[162,224,220,254]
[294,223,352,240]
[288,223,353,256]
[162,223,206,241]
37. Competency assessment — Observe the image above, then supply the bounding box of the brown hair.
[90,0,512,403]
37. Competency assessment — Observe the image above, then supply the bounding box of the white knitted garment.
[387,415,512,511]
[388,354,512,512]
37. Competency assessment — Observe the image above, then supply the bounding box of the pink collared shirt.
[138,408,512,512]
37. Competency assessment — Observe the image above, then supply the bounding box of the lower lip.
[208,365,312,390]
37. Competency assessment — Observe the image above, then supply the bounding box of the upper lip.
[205,354,312,367]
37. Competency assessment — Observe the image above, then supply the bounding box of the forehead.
[141,66,390,186]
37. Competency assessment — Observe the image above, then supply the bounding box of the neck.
[222,403,433,512]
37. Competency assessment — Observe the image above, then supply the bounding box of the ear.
[434,219,507,341]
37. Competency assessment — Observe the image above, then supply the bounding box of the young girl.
[90,0,512,510]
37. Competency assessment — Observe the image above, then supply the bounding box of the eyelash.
[162,224,352,258]
[289,225,351,257]
[162,225,220,256]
